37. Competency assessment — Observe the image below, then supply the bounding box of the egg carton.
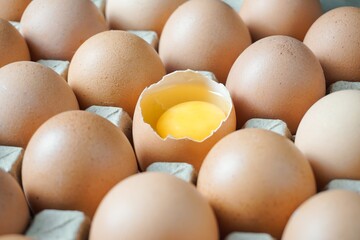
[1,1,360,240]
[242,118,292,140]
[225,232,276,240]
[85,106,133,143]
[25,210,90,240]
[327,81,360,94]
[0,146,23,185]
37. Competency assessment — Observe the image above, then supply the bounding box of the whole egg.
[0,61,79,148]
[226,35,325,133]
[304,6,360,84]
[90,172,218,240]
[159,0,251,84]
[0,19,30,68]
[22,111,138,219]
[68,30,165,117]
[197,128,316,238]
[20,0,108,61]
[283,190,360,240]
[106,0,186,36]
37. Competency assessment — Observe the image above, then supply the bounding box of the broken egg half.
[133,70,236,171]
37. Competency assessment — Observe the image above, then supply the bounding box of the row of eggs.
[0,0,360,239]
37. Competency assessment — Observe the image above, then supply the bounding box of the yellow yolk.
[156,101,226,141]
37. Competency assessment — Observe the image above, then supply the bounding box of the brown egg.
[22,110,138,219]
[197,128,316,238]
[133,70,236,171]
[0,170,30,235]
[20,0,108,61]
[68,30,165,117]
[0,61,79,148]
[159,0,251,84]
[239,0,322,41]
[0,235,31,240]
[304,7,360,84]
[283,190,360,240]
[0,0,31,21]
[226,35,326,133]
[106,0,186,36]
[90,172,218,240]
[295,90,360,189]
[0,19,30,68]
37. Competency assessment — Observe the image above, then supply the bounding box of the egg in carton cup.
[133,69,236,172]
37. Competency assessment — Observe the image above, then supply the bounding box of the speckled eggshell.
[20,0,108,61]
[133,70,236,171]
[304,7,360,84]
[159,0,251,84]
[106,0,187,36]
[0,61,79,148]
[0,170,30,235]
[239,0,323,41]
[68,30,166,117]
[197,128,316,238]
[0,19,30,68]
[90,172,218,240]
[282,190,360,240]
[226,35,326,134]
[295,90,360,189]
[0,0,31,21]
[22,111,138,219]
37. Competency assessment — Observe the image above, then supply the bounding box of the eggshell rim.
[136,69,235,142]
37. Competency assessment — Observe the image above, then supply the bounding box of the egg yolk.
[156,101,226,141]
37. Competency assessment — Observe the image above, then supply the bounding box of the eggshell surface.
[226,35,326,133]
[68,30,165,117]
[22,111,138,218]
[0,19,30,68]
[90,172,219,240]
[0,170,30,235]
[295,90,360,189]
[106,0,186,36]
[159,0,251,84]
[133,70,236,171]
[304,7,360,84]
[0,61,79,148]
[20,0,108,61]
[0,235,31,240]
[282,190,360,240]
[239,0,322,41]
[0,0,31,21]
[197,128,316,238]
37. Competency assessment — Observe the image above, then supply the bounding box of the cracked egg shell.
[133,70,236,171]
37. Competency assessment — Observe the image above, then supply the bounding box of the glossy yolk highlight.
[156,101,226,141]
